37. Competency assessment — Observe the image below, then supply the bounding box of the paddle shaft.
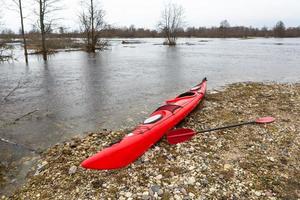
[197,120,256,134]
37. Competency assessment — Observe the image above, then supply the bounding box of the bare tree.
[10,0,28,64]
[34,0,61,60]
[274,21,286,38]
[158,2,185,45]
[219,20,230,38]
[0,9,13,62]
[79,0,106,53]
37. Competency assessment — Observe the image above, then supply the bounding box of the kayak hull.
[81,78,207,170]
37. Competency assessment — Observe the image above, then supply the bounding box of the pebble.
[223,164,232,170]
[125,192,132,198]
[267,157,275,162]
[68,166,77,175]
[254,191,262,196]
[189,192,195,197]
[180,188,187,195]
[155,174,163,180]
[187,177,196,185]
[174,194,182,200]
[150,185,163,195]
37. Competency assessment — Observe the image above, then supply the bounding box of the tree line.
[2,21,298,39]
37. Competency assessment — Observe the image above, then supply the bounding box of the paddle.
[167,117,275,144]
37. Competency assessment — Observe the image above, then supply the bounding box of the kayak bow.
[81,78,207,170]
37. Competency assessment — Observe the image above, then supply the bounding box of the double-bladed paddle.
[167,116,275,144]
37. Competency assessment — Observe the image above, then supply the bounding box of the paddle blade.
[255,117,275,124]
[167,128,196,144]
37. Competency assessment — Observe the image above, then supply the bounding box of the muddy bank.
[5,82,300,199]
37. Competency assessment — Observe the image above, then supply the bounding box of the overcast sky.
[1,0,300,32]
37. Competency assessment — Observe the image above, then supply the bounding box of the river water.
[0,38,300,195]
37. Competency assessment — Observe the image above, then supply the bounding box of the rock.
[180,188,187,195]
[189,192,195,197]
[150,185,160,193]
[267,157,275,162]
[254,191,262,196]
[187,177,196,185]
[155,174,162,180]
[157,189,163,196]
[223,164,232,170]
[150,185,163,196]
[142,195,150,200]
[174,194,182,200]
[68,165,77,175]
[125,192,132,198]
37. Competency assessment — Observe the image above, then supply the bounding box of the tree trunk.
[90,0,95,52]
[18,0,28,64]
[40,0,47,61]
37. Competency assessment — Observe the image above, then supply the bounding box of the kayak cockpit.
[177,91,195,98]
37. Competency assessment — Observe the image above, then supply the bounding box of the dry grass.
[27,38,83,54]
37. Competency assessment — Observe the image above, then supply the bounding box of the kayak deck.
[81,78,207,170]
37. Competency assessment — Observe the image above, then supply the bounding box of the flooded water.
[0,38,300,195]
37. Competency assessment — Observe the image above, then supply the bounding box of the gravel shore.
[4,82,300,199]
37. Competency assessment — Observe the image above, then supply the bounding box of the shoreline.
[3,82,300,199]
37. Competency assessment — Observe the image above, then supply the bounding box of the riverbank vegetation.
[0,42,13,62]
[5,82,299,199]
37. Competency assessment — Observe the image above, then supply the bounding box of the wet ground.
[0,38,300,195]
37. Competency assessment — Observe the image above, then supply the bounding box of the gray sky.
[2,0,300,32]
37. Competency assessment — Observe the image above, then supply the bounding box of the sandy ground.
[3,82,300,200]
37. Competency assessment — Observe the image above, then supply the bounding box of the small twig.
[0,109,39,128]
[0,137,39,153]
[3,80,21,101]
[14,109,39,122]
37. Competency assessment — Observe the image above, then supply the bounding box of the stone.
[189,192,195,197]
[180,188,187,195]
[187,177,196,185]
[155,174,163,180]
[68,165,77,175]
[151,185,160,193]
[267,157,275,162]
[254,191,262,196]
[125,192,132,198]
[174,194,182,200]
[223,164,232,170]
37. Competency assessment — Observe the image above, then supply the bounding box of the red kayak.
[81,78,207,170]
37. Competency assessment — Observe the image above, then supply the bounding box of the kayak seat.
[155,104,182,113]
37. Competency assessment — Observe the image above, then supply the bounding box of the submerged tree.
[11,0,28,63]
[273,21,286,37]
[158,2,185,45]
[34,0,61,61]
[219,20,230,38]
[79,0,106,53]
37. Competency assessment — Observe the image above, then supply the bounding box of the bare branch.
[79,0,107,52]
[158,2,185,45]
[2,80,21,101]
